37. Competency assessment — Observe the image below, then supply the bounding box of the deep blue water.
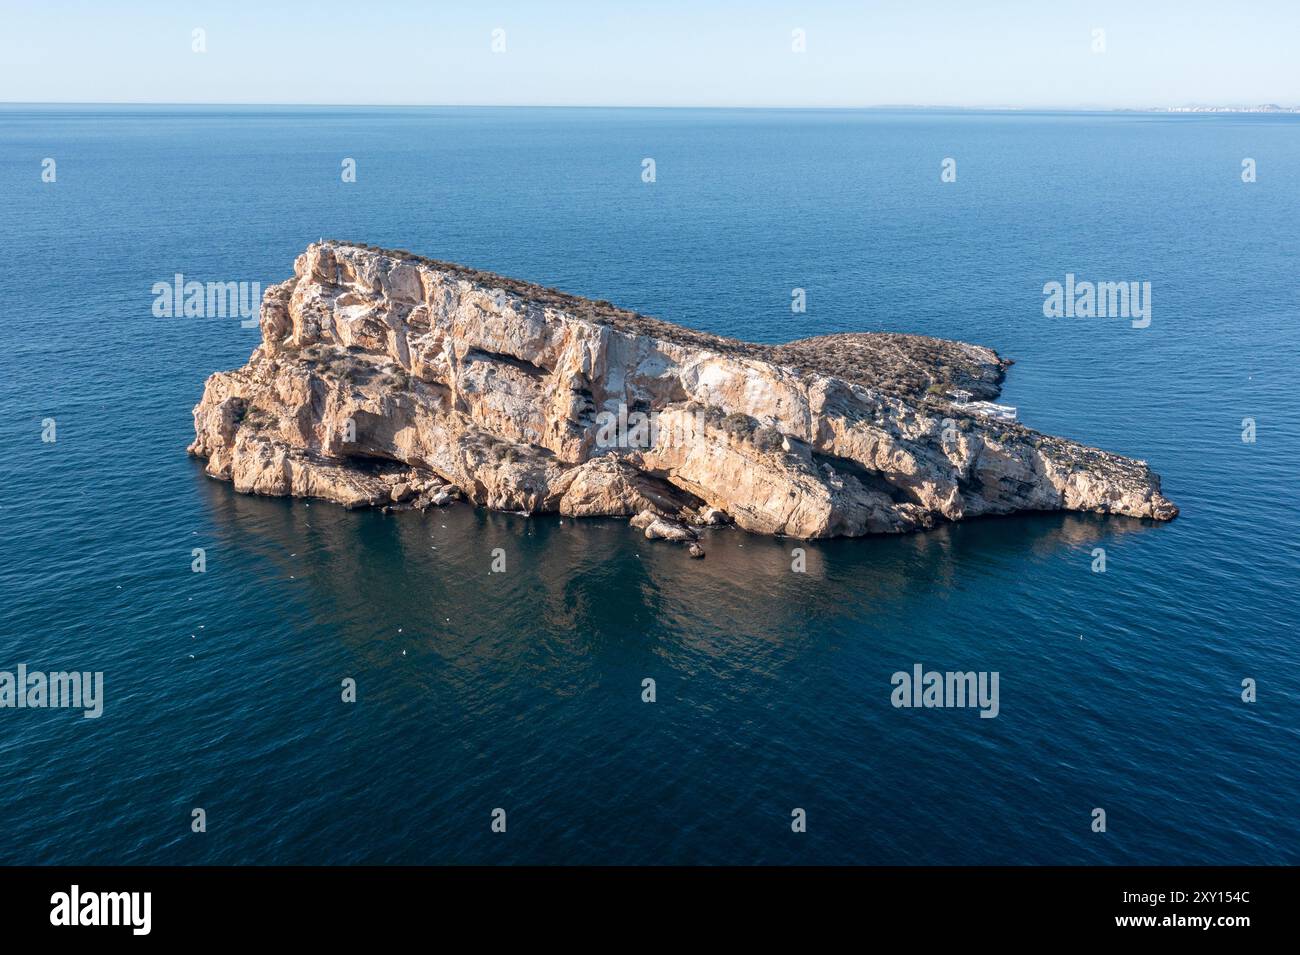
[1,106,1297,864]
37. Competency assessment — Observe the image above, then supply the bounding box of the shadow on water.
[177,465,1210,865]
[194,458,1167,667]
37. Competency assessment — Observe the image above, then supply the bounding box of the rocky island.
[189,241,1177,541]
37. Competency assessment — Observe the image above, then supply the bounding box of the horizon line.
[3,100,1299,113]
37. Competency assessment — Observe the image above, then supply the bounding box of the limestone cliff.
[189,242,1177,539]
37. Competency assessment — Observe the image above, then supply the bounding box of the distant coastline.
[1141,104,1300,113]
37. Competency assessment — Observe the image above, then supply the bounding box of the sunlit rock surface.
[189,241,1177,538]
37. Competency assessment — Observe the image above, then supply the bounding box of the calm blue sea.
[1,106,1297,864]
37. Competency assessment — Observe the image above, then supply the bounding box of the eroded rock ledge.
[189,241,1177,539]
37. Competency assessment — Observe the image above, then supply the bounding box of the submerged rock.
[188,241,1177,538]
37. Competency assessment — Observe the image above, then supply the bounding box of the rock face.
[189,241,1177,538]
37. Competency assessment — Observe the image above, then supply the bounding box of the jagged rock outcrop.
[189,241,1177,538]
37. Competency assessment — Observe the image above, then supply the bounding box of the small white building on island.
[947,389,1017,423]
[961,401,1018,423]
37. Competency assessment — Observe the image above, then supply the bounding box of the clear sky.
[2,0,1297,109]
